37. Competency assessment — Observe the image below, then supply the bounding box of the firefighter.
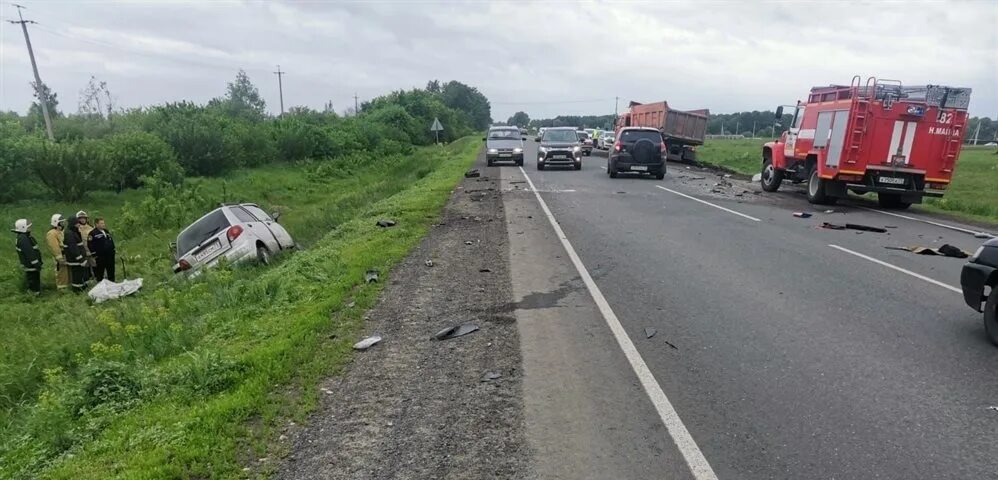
[62,219,88,292]
[87,217,116,282]
[12,219,43,294]
[75,211,95,283]
[45,214,69,290]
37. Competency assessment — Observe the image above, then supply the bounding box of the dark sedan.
[484,127,525,166]
[535,127,582,170]
[960,237,998,345]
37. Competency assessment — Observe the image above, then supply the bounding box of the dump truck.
[615,100,709,162]
[761,76,972,208]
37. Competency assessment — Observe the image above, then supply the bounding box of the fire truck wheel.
[761,159,783,192]
[877,194,911,210]
[806,168,836,205]
[984,287,998,347]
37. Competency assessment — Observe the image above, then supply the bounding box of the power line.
[7,3,54,140]
[273,65,285,116]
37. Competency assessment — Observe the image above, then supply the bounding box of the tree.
[507,111,530,128]
[78,76,114,119]
[426,80,441,94]
[440,80,491,130]
[28,81,60,123]
[211,69,266,121]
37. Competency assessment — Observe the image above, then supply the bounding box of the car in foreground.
[960,237,998,345]
[607,127,666,179]
[173,203,295,275]
[484,126,526,166]
[535,127,582,170]
[599,131,615,150]
[576,131,594,156]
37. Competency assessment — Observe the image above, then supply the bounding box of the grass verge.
[696,139,998,225]
[0,138,479,479]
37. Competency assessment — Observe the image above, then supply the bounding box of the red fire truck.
[761,77,972,208]
[615,100,709,162]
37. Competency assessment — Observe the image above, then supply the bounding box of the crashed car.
[173,203,295,275]
[960,237,998,345]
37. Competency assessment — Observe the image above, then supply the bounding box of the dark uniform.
[62,224,87,292]
[87,227,116,282]
[15,232,43,293]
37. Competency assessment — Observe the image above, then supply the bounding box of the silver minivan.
[172,203,295,275]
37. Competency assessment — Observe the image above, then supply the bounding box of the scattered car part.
[376,219,397,228]
[365,269,380,283]
[433,323,479,340]
[424,260,434,267]
[845,223,887,233]
[481,372,502,382]
[644,327,657,339]
[793,212,813,218]
[353,336,382,351]
[465,169,481,178]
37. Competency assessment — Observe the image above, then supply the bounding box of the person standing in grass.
[87,217,116,282]
[62,219,88,292]
[13,219,42,294]
[75,211,95,283]
[45,214,69,291]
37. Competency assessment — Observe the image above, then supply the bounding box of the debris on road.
[464,169,481,178]
[479,268,492,273]
[751,173,762,182]
[481,372,502,382]
[885,225,898,229]
[885,244,970,258]
[664,340,678,350]
[376,219,397,228]
[824,209,836,214]
[793,212,813,218]
[353,335,382,351]
[465,240,474,245]
[975,232,995,239]
[988,405,998,412]
[364,269,380,283]
[433,323,479,341]
[424,260,434,267]
[644,327,657,339]
[845,223,887,233]
[821,222,846,230]
[723,174,732,178]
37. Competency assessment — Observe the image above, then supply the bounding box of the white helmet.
[76,210,88,219]
[50,213,65,227]
[12,219,31,233]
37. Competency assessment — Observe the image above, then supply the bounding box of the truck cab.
[761,77,972,208]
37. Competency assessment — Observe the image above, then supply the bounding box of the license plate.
[194,241,221,261]
[552,154,566,159]
[499,153,511,157]
[631,165,648,171]
[879,176,905,185]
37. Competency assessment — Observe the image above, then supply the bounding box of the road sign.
[430,117,443,132]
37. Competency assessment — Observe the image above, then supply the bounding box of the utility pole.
[735,121,740,136]
[614,96,619,117]
[273,65,285,116]
[971,121,981,145]
[9,4,54,141]
[752,120,756,138]
[353,93,359,116]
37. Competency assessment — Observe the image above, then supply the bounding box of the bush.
[271,118,334,161]
[27,139,111,201]
[119,175,216,233]
[0,121,45,202]
[102,131,184,191]
[146,103,240,176]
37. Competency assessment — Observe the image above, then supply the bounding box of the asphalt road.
[499,139,998,479]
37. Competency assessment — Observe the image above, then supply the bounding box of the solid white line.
[518,166,719,480]
[655,185,762,222]
[828,244,962,294]
[855,206,992,236]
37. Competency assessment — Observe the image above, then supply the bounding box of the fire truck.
[761,77,972,208]
[615,101,709,162]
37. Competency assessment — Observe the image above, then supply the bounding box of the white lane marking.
[518,166,719,480]
[655,185,761,222]
[828,244,962,294]
[855,206,993,237]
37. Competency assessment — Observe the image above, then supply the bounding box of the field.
[696,139,998,224]
[0,138,479,478]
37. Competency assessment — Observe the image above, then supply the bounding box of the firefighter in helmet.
[75,211,95,283]
[45,213,69,290]
[12,219,43,294]
[62,217,88,292]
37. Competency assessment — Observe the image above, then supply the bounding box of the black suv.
[484,126,526,166]
[607,127,666,179]
[961,237,998,345]
[535,127,582,170]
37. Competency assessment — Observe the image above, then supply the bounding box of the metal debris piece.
[465,240,474,245]
[433,323,479,341]
[481,372,502,382]
[470,192,486,201]
[821,222,846,230]
[364,270,380,283]
[845,223,887,233]
[617,191,626,194]
[824,209,836,214]
[975,232,995,239]
[353,335,382,350]
[885,244,970,258]
[376,219,397,228]
[424,260,434,267]
[664,340,678,350]
[751,173,762,182]
[644,327,657,339]
[465,169,481,178]
[793,212,812,218]
[885,225,898,229]
[479,268,492,273]
[723,174,732,178]
[988,406,998,412]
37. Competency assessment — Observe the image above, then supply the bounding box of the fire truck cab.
[761,76,971,208]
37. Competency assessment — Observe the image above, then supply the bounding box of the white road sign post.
[431,117,444,144]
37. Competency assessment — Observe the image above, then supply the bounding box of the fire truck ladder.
[940,125,960,173]
[844,76,875,165]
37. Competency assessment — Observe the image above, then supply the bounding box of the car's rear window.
[177,210,230,257]
[620,130,662,143]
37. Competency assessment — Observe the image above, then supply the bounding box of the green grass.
[0,138,480,479]
[696,139,998,225]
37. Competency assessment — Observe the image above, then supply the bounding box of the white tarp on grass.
[88,278,143,303]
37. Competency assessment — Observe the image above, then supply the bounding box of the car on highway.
[607,127,666,179]
[576,131,594,156]
[484,126,526,166]
[960,237,998,345]
[172,203,296,276]
[535,127,582,170]
[598,131,615,150]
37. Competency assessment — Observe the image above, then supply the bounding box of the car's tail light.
[614,142,621,152]
[178,259,191,271]
[660,142,667,152]
[227,225,244,242]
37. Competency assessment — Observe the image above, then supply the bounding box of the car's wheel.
[256,245,271,265]
[537,161,545,171]
[608,166,618,178]
[806,167,836,205]
[516,159,523,166]
[761,157,783,192]
[984,287,998,346]
[655,170,666,180]
[878,193,911,210]
[486,158,493,167]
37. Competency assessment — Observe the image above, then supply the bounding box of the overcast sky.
[1,0,996,122]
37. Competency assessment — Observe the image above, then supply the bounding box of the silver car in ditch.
[172,203,295,275]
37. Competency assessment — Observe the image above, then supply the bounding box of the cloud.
[1,0,995,120]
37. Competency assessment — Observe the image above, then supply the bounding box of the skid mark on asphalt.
[655,185,762,222]
[829,244,962,294]
[518,166,720,480]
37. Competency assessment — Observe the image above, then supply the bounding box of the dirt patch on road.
[277,164,532,479]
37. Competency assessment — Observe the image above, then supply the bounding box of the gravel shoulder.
[277,159,531,480]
